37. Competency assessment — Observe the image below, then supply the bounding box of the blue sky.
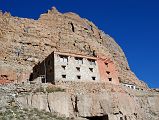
[0,0,159,88]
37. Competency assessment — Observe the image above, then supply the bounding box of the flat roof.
[54,51,97,60]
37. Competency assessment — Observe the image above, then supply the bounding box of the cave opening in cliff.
[85,115,109,120]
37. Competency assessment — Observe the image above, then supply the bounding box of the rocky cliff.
[0,7,146,88]
[0,7,158,120]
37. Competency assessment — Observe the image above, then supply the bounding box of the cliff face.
[18,91,159,120]
[0,7,146,88]
[0,7,159,120]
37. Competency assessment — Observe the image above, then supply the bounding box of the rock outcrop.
[15,83,159,120]
[0,7,146,88]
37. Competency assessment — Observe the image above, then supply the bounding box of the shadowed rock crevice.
[84,115,109,120]
[69,22,75,32]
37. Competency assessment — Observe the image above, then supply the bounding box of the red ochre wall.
[97,57,119,85]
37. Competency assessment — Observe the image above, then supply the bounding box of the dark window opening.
[76,67,80,71]
[62,75,66,78]
[40,75,46,83]
[77,75,81,79]
[89,68,93,72]
[75,57,83,64]
[108,78,112,81]
[106,71,110,74]
[105,63,108,67]
[92,77,96,80]
[88,59,96,65]
[59,55,68,63]
[62,65,66,70]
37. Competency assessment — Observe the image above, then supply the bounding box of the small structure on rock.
[122,83,136,89]
[31,51,119,85]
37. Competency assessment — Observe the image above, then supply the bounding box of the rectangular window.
[89,68,93,72]
[108,78,112,81]
[75,57,83,64]
[76,67,80,71]
[61,65,66,70]
[62,75,66,78]
[106,71,110,74]
[92,77,96,80]
[40,75,46,83]
[105,63,108,67]
[77,75,81,79]
[59,55,68,63]
[131,86,134,89]
[88,59,96,65]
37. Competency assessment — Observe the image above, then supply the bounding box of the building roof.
[54,51,97,60]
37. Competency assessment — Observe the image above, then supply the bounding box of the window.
[76,67,80,71]
[40,75,46,83]
[61,65,66,70]
[77,75,81,79]
[131,86,134,89]
[89,68,93,72]
[88,59,96,65]
[92,77,96,80]
[75,57,83,64]
[106,71,110,74]
[108,78,112,81]
[105,63,108,67]
[62,75,66,78]
[59,55,68,63]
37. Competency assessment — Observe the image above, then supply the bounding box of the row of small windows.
[61,65,94,72]
[59,55,96,65]
[61,74,96,80]
[34,62,109,75]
